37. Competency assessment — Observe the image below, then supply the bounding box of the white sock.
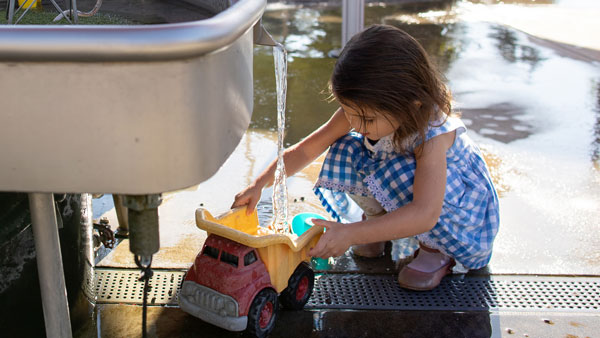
[407,249,451,273]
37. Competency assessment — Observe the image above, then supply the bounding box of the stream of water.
[270,43,290,233]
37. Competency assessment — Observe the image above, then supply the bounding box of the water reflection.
[254,3,461,145]
[252,49,336,145]
[489,26,545,71]
[262,7,342,60]
[254,5,551,145]
[460,102,534,143]
[470,0,555,4]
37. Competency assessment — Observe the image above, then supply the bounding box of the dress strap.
[425,116,466,141]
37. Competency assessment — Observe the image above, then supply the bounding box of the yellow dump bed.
[195,207,323,292]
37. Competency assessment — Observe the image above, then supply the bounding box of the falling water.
[271,43,290,233]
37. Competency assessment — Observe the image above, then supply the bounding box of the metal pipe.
[112,194,129,233]
[28,193,73,338]
[7,0,15,24]
[123,194,161,257]
[70,0,78,24]
[80,193,97,302]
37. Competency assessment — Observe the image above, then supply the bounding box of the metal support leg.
[341,0,364,48]
[329,0,364,58]
[113,194,129,234]
[28,193,73,338]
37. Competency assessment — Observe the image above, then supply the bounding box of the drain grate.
[307,274,600,312]
[95,269,600,312]
[95,268,186,305]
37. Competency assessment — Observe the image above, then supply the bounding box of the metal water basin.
[0,0,270,194]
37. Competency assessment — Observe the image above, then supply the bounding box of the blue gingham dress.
[314,117,500,269]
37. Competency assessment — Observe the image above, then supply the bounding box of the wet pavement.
[84,0,600,337]
[85,304,599,338]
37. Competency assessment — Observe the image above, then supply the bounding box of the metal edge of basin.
[0,0,266,62]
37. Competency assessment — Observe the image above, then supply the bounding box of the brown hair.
[330,24,452,155]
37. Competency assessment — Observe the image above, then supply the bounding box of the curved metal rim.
[0,0,266,62]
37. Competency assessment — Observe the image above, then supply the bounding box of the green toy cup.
[291,212,326,236]
[291,212,330,270]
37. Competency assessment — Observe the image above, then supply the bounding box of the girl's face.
[340,103,398,140]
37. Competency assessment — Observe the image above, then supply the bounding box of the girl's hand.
[308,219,353,258]
[231,184,262,215]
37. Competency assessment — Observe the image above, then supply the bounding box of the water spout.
[254,22,277,47]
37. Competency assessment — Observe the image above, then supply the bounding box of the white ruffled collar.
[364,133,396,154]
[364,117,448,155]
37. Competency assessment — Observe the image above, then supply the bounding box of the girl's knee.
[348,194,384,218]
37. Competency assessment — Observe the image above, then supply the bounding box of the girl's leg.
[348,194,386,258]
[397,242,454,291]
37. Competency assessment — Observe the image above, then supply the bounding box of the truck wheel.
[279,262,314,310]
[246,288,279,338]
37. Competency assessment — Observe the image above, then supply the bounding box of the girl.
[233,24,499,291]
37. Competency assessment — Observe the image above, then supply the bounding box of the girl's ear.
[413,100,422,109]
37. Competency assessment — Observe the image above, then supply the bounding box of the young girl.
[233,24,499,291]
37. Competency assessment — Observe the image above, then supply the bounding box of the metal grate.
[307,274,600,312]
[95,269,600,312]
[95,268,186,305]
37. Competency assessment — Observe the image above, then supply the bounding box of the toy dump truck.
[179,207,324,338]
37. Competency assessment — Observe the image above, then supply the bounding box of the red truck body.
[183,235,273,316]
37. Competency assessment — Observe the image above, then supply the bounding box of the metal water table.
[0,0,275,336]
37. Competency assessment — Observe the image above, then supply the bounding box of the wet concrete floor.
[85,304,600,338]
[87,0,600,337]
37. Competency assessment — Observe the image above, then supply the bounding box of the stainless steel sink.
[0,1,276,336]
[0,0,271,194]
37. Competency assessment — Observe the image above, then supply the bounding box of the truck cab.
[180,234,275,333]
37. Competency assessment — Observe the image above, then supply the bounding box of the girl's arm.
[309,130,456,258]
[233,107,350,212]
